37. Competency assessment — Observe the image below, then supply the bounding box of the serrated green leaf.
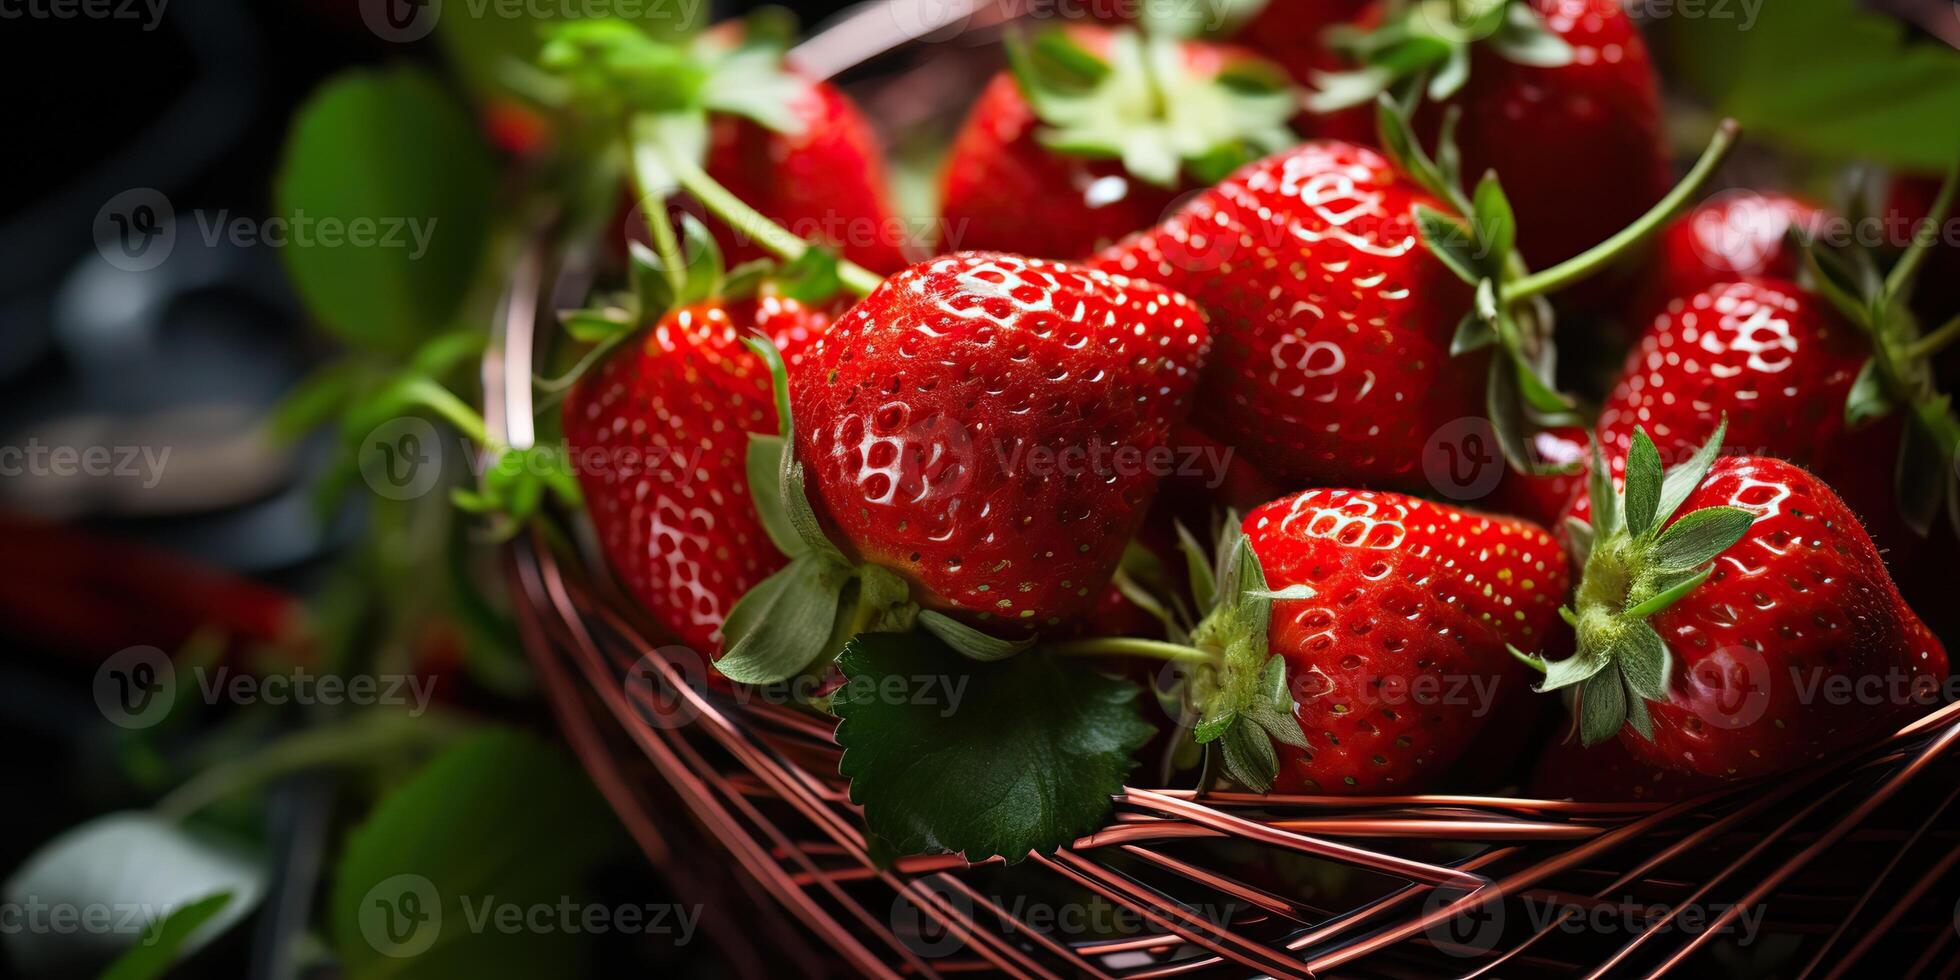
[1623,429,1664,537]
[1537,647,1610,693]
[835,633,1152,864]
[1578,668,1627,746]
[1451,310,1497,355]
[1649,506,1755,571]
[918,609,1034,662]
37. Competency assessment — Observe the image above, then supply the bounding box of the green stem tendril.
[1508,119,1741,302]
[155,712,471,822]
[655,143,884,297]
[398,375,494,448]
[1046,637,1217,665]
[1909,313,1960,361]
[625,126,688,294]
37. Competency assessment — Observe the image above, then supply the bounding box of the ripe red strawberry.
[938,26,1300,259]
[700,64,910,273]
[1539,428,1948,781]
[1308,0,1669,272]
[564,294,831,655]
[715,252,1211,682]
[551,19,908,273]
[1163,490,1569,795]
[1649,191,1826,302]
[1090,139,1481,489]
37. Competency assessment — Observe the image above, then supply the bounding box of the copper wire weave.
[486,4,1960,973]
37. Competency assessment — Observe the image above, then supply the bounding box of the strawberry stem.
[1909,313,1960,361]
[657,142,885,297]
[1507,119,1741,302]
[1046,637,1216,665]
[625,127,688,294]
[397,375,494,449]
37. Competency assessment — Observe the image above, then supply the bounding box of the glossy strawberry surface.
[1093,141,1479,489]
[704,74,910,273]
[1564,455,1947,779]
[1244,490,1569,794]
[1649,191,1826,302]
[789,252,1210,631]
[1432,0,1670,272]
[1598,279,1905,541]
[565,296,830,655]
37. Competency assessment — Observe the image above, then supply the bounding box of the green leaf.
[1415,205,1482,285]
[1649,506,1756,571]
[1217,718,1282,793]
[1666,0,1960,169]
[1895,411,1950,537]
[559,307,636,344]
[1588,436,1621,536]
[1623,680,1655,740]
[100,892,233,980]
[746,434,804,558]
[1175,522,1218,614]
[628,241,677,318]
[1485,357,1534,474]
[672,213,724,307]
[1623,428,1664,537]
[1578,667,1627,746]
[773,246,843,304]
[1656,416,1729,527]
[1537,647,1610,693]
[3,814,263,977]
[331,731,624,978]
[1844,358,1896,427]
[716,555,851,683]
[1451,310,1497,355]
[1614,620,1671,704]
[1563,516,1594,567]
[275,69,494,354]
[1488,2,1575,67]
[835,633,1153,864]
[917,610,1035,662]
[1470,171,1515,278]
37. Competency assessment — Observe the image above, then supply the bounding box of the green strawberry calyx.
[1793,162,1960,538]
[1376,94,1740,475]
[1050,518,1316,792]
[713,336,1034,686]
[1307,0,1574,114]
[1008,26,1299,189]
[1514,419,1757,746]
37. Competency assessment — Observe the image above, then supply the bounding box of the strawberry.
[1532,425,1948,781]
[1307,0,1669,273]
[1115,490,1569,794]
[699,58,910,273]
[938,26,1300,260]
[715,252,1211,682]
[564,291,832,656]
[543,18,908,274]
[1649,191,1827,302]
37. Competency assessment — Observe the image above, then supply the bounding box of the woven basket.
[486,4,1960,975]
